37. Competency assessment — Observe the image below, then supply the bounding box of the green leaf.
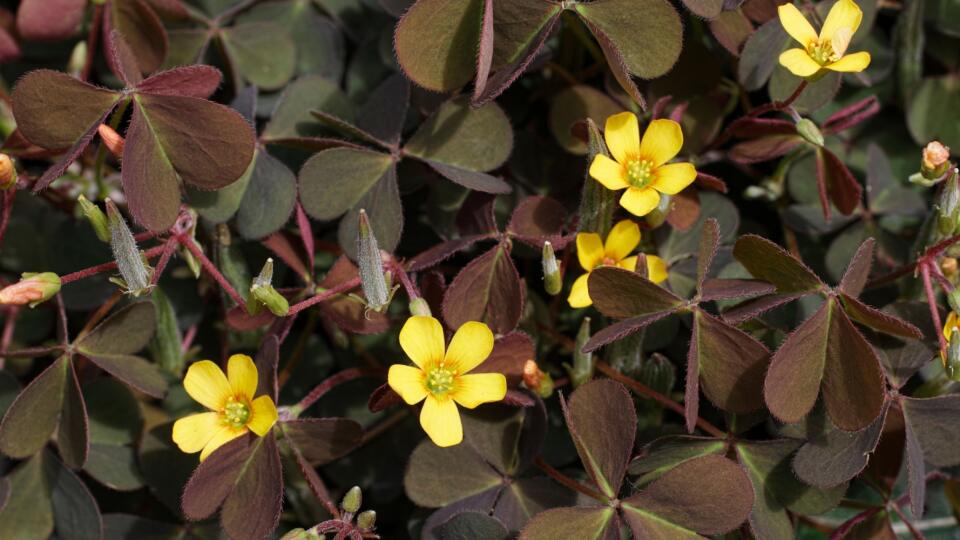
[84,378,143,446]
[405,97,514,174]
[0,454,53,538]
[394,0,483,91]
[220,22,296,90]
[235,150,298,239]
[149,287,184,377]
[0,356,70,459]
[298,147,395,221]
[519,507,615,540]
[76,301,156,355]
[138,423,198,515]
[549,85,623,155]
[50,451,103,540]
[561,379,636,498]
[738,18,791,91]
[262,75,354,144]
[575,0,683,80]
[85,444,144,491]
[907,75,960,150]
[435,511,509,540]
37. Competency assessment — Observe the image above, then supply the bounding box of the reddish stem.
[596,361,727,439]
[177,236,246,306]
[534,456,609,503]
[0,190,15,249]
[181,324,197,355]
[295,203,315,276]
[150,237,179,286]
[921,262,948,360]
[0,305,18,369]
[391,261,420,300]
[295,367,384,413]
[60,244,167,284]
[81,6,103,82]
[287,277,362,317]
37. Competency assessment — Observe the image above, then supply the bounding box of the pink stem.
[391,261,420,300]
[0,190,15,249]
[60,244,168,285]
[177,236,246,306]
[150,237,179,286]
[286,277,362,317]
[921,262,948,359]
[296,367,384,412]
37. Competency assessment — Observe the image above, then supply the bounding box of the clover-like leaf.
[394,0,483,92]
[442,242,525,335]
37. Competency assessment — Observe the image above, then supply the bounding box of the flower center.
[807,39,839,65]
[601,256,618,267]
[425,365,456,397]
[223,397,250,428]
[625,158,654,188]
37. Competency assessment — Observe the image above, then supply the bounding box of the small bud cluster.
[283,485,378,540]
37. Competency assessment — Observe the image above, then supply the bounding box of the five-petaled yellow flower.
[388,316,507,447]
[172,355,279,461]
[589,112,697,217]
[569,220,668,308]
[778,0,870,78]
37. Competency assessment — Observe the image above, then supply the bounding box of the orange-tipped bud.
[0,153,16,189]
[98,124,125,159]
[922,141,951,180]
[0,272,61,307]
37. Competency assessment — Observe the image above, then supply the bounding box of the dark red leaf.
[727,116,797,138]
[0,356,70,459]
[106,30,143,87]
[587,266,684,319]
[0,27,19,63]
[105,0,167,75]
[561,379,636,497]
[473,332,534,387]
[318,256,390,334]
[902,410,926,518]
[121,100,182,230]
[579,19,645,109]
[733,234,824,294]
[219,435,283,540]
[764,302,830,425]
[693,309,769,415]
[822,96,880,135]
[16,0,86,41]
[817,147,863,217]
[699,279,775,302]
[838,237,874,298]
[694,171,728,193]
[729,134,804,164]
[427,160,512,194]
[457,192,498,237]
[507,196,568,247]
[792,402,888,488]
[696,218,720,292]
[136,65,223,98]
[57,362,88,469]
[821,304,886,432]
[182,435,255,521]
[840,293,923,340]
[721,292,807,323]
[406,235,490,272]
[582,310,677,353]
[442,243,524,335]
[900,395,960,468]
[254,336,279,403]
[281,418,363,465]
[367,383,403,413]
[519,507,615,540]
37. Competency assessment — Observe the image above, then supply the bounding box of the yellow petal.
[227,354,258,400]
[446,321,495,373]
[246,395,278,436]
[831,26,853,57]
[183,360,232,411]
[639,119,683,167]
[199,425,247,462]
[604,111,640,164]
[603,220,640,262]
[453,373,507,409]
[646,255,668,284]
[576,232,604,271]
[399,316,445,369]
[652,162,697,195]
[618,256,638,272]
[388,364,428,404]
[779,48,823,77]
[620,187,660,217]
[420,396,462,447]
[589,154,629,191]
[172,412,221,454]
[568,273,592,308]
[825,51,871,72]
[820,0,862,43]
[777,3,818,47]
[943,312,959,342]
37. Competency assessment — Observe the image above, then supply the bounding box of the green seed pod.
[341,486,362,514]
[644,194,672,229]
[78,195,111,243]
[106,199,153,296]
[357,209,389,311]
[542,241,562,296]
[937,172,960,236]
[248,259,289,316]
[947,329,960,382]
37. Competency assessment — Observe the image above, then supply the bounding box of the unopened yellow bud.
[0,272,61,307]
[922,141,951,180]
[98,124,125,159]
[0,154,17,189]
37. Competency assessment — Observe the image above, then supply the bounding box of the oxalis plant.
[0,0,958,538]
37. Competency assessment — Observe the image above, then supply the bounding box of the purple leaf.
[507,195,568,247]
[816,147,863,219]
[280,419,363,465]
[104,0,168,75]
[0,356,70,459]
[582,310,677,353]
[17,0,86,41]
[699,279,775,302]
[696,218,720,292]
[587,266,684,319]
[136,65,223,98]
[733,234,824,294]
[561,379,636,497]
[792,402,888,488]
[106,30,143,87]
[406,235,490,272]
[840,293,923,340]
[519,507,616,540]
[254,336,279,403]
[693,309,769,415]
[219,435,283,540]
[838,237,874,298]
[57,363,88,469]
[121,100,182,231]
[442,242,524,335]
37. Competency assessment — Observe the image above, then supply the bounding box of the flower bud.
[0,153,16,189]
[248,259,289,316]
[67,41,87,78]
[409,297,432,317]
[341,486,362,514]
[279,529,324,540]
[0,272,61,307]
[795,118,824,147]
[947,329,960,382]
[522,359,554,398]
[921,141,951,180]
[78,194,110,242]
[541,241,562,296]
[937,172,960,236]
[564,316,595,388]
[356,510,377,531]
[644,194,671,229]
[98,124,125,159]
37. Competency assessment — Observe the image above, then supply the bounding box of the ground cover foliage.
[0,0,958,538]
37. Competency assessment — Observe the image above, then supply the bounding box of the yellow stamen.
[425,364,456,397]
[625,158,655,188]
[223,397,250,428]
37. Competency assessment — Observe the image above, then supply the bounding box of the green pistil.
[807,40,837,65]
[425,366,456,397]
[223,398,250,428]
[626,159,654,188]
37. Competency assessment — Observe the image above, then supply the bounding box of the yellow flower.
[943,312,959,343]
[778,0,871,78]
[568,220,668,308]
[387,316,507,447]
[172,355,279,461]
[589,112,697,217]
